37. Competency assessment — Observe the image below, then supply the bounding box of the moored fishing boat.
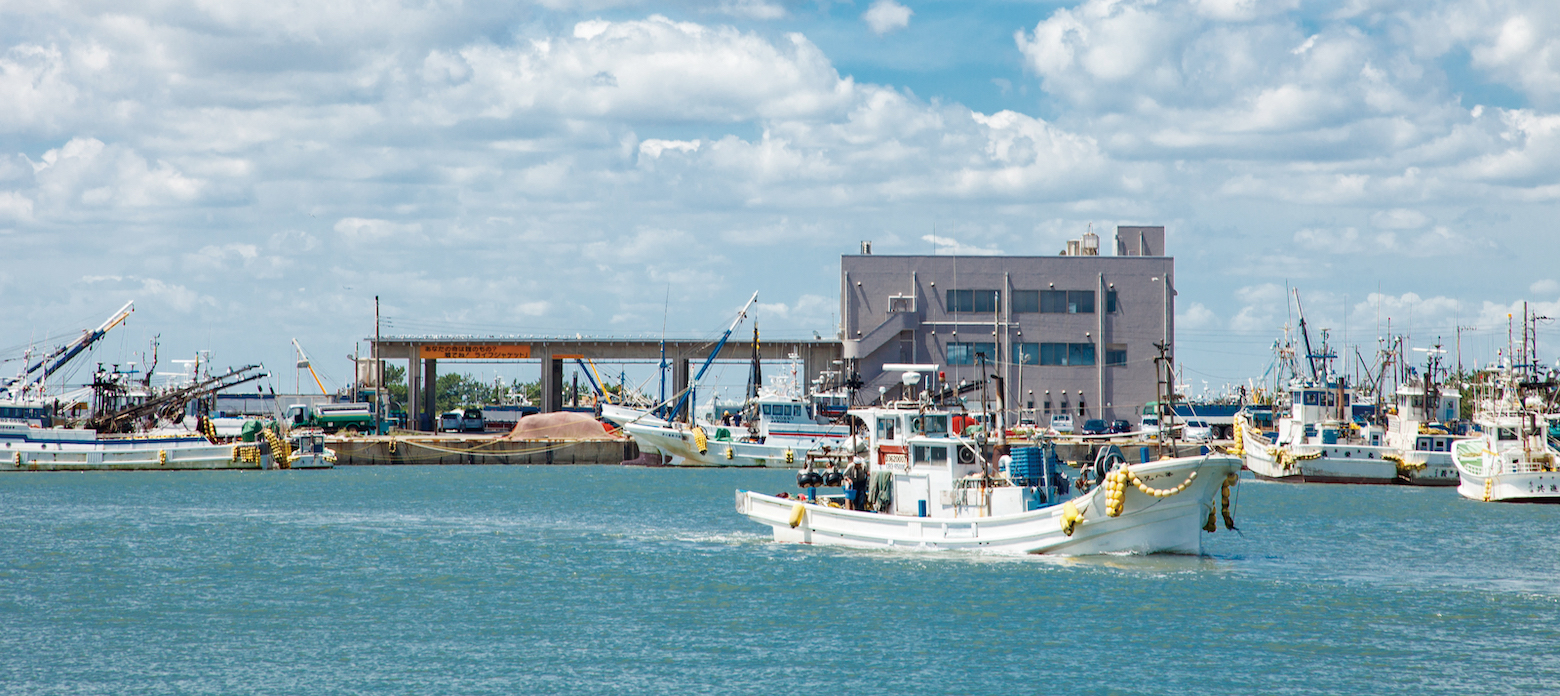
[0,419,257,471]
[736,370,1243,555]
[1453,306,1560,503]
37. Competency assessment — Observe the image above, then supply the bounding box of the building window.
[947,342,999,365]
[1015,343,1040,365]
[1038,342,1096,366]
[1106,343,1127,365]
[1107,290,1118,313]
[947,289,1001,313]
[1040,290,1094,313]
[1013,290,1039,313]
[1040,290,1068,313]
[1069,290,1095,314]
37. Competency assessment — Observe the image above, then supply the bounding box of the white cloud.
[1530,280,1560,295]
[639,139,701,159]
[1177,302,1220,330]
[921,234,1002,256]
[419,17,856,125]
[863,0,913,36]
[0,191,34,221]
[1370,208,1430,229]
[718,0,787,20]
[333,218,423,242]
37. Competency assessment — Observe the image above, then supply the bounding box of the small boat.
[736,371,1243,555]
[282,428,336,469]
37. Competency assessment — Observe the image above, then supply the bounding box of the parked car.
[1050,414,1074,434]
[439,410,463,432]
[1140,415,1160,436]
[1080,418,1109,436]
[1109,419,1132,434]
[1184,419,1213,442]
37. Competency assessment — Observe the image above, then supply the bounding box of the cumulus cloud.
[1177,302,1220,330]
[863,0,913,36]
[417,17,856,125]
[4,3,1560,394]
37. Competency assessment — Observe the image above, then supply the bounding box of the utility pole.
[374,295,382,435]
[1455,325,1476,374]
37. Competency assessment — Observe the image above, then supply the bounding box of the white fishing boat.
[1379,370,1463,486]
[735,369,1243,556]
[1452,308,1560,503]
[603,299,850,467]
[1235,376,1463,485]
[0,419,255,471]
[1234,294,1461,485]
[602,402,829,467]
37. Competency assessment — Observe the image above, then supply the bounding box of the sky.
[6,0,1560,399]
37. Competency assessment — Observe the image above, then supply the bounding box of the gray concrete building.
[841,226,1173,425]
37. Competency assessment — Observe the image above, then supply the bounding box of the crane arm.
[670,291,759,420]
[292,338,329,395]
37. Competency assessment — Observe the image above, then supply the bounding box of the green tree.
[382,364,408,409]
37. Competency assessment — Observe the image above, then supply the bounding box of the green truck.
[285,403,374,434]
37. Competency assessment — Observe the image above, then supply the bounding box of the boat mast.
[668,291,759,422]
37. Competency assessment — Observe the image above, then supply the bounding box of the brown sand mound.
[507,412,619,441]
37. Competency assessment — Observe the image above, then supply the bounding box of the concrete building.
[841,226,1173,425]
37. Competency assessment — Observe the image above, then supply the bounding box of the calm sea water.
[1,466,1556,695]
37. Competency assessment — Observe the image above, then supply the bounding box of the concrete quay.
[329,434,638,466]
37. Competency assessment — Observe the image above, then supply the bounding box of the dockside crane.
[292,338,330,395]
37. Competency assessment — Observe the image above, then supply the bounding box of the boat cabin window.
[913,445,947,464]
[1416,437,1431,451]
[1303,392,1319,405]
[1325,392,1336,407]
[1410,396,1423,408]
[1497,427,1518,441]
[877,418,897,440]
[1434,438,1447,452]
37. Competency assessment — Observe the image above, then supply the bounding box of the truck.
[285,402,374,434]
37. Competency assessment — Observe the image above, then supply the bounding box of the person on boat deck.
[843,457,868,510]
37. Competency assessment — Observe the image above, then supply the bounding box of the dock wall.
[331,436,637,466]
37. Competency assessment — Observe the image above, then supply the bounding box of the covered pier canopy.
[370,335,842,432]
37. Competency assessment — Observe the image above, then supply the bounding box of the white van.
[1050,414,1074,434]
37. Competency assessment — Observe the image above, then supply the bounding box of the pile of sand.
[506,412,619,441]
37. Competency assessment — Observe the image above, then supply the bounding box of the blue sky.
[5,0,1560,399]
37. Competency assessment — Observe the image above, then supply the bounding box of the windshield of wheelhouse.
[919,415,949,435]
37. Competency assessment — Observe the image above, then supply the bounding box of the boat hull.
[605,405,818,468]
[1242,443,1397,484]
[737,454,1242,556]
[619,421,804,467]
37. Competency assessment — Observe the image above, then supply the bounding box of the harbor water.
[2,467,1556,695]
